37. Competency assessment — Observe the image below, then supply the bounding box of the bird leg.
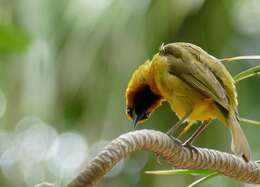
[166,111,192,137]
[183,120,210,146]
[177,121,196,139]
[155,113,191,164]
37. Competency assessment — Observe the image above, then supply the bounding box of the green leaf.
[220,55,260,63]
[0,24,30,54]
[145,169,213,176]
[240,118,260,126]
[234,65,260,82]
[187,172,219,187]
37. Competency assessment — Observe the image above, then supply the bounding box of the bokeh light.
[0,117,58,186]
[231,0,260,35]
[46,132,88,184]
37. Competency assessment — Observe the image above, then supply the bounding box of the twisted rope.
[67,129,260,187]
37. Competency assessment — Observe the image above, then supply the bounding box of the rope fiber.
[67,129,260,187]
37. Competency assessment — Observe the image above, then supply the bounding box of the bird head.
[125,60,162,128]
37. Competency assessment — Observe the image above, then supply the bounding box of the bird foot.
[182,142,198,152]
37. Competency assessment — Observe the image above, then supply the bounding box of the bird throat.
[133,85,161,116]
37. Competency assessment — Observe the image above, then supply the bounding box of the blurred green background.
[0,0,259,186]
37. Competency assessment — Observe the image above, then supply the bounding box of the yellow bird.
[125,42,251,161]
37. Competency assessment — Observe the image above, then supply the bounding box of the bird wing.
[181,43,238,108]
[167,45,230,110]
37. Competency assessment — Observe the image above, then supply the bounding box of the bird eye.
[127,107,133,117]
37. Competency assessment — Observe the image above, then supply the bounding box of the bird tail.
[228,112,251,161]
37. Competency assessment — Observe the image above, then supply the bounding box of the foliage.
[0,25,30,54]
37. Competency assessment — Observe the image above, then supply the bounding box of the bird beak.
[133,114,139,128]
[133,113,145,128]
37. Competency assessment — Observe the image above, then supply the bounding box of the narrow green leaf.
[240,118,260,126]
[234,65,260,82]
[145,169,213,176]
[187,172,219,187]
[220,55,260,63]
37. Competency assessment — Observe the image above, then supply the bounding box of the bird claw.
[182,142,198,152]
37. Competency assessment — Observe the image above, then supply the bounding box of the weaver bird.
[125,42,251,161]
